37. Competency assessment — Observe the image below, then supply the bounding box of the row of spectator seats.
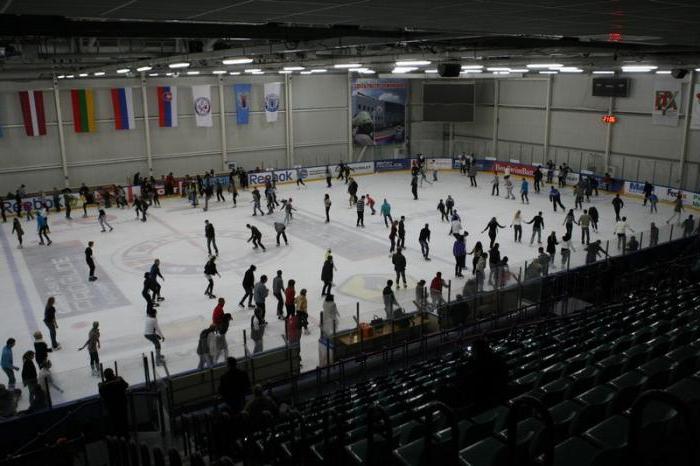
[174,278,700,465]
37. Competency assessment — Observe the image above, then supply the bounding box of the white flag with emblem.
[264,82,282,122]
[691,84,700,130]
[192,85,213,127]
[652,78,681,126]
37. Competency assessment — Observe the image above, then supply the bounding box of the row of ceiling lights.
[54,58,697,79]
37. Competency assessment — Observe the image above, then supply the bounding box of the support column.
[448,123,455,156]
[140,75,153,176]
[492,80,499,158]
[218,76,228,171]
[679,70,695,189]
[604,96,615,174]
[347,71,353,162]
[284,73,294,168]
[52,79,69,187]
[543,75,553,162]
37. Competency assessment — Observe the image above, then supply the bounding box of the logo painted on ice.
[194,97,211,116]
[265,93,280,112]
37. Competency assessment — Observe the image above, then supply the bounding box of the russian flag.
[110,88,136,130]
[157,86,178,127]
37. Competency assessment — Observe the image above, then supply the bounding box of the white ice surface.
[0,170,680,408]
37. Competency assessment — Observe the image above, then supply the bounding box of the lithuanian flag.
[70,89,96,133]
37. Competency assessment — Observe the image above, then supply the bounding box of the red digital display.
[601,115,618,124]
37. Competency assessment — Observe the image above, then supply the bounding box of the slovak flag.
[157,86,178,127]
[18,90,47,136]
[110,88,136,130]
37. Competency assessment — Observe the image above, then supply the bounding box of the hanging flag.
[264,82,282,123]
[110,88,136,130]
[18,90,47,136]
[70,89,97,133]
[191,85,213,127]
[234,83,251,125]
[157,86,178,127]
[690,84,700,130]
[652,78,681,126]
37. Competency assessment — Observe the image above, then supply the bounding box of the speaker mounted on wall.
[437,63,462,78]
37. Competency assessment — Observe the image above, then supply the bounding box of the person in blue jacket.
[380,199,393,228]
[37,210,52,246]
[1,339,19,389]
[520,178,530,204]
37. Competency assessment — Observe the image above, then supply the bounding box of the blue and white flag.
[264,82,281,123]
[234,83,251,125]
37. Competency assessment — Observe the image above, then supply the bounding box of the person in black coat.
[99,368,129,436]
[21,351,37,387]
[218,357,251,414]
[321,256,335,296]
[204,220,219,256]
[33,332,52,369]
[239,265,256,308]
[85,241,97,281]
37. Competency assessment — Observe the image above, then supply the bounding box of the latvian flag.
[157,86,178,127]
[18,90,47,136]
[110,88,135,130]
[71,89,97,133]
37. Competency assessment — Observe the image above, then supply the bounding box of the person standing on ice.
[533,166,543,193]
[204,256,220,299]
[356,195,366,227]
[468,163,478,187]
[347,177,358,206]
[445,195,455,217]
[482,217,505,248]
[98,208,113,232]
[204,220,219,256]
[37,210,52,246]
[389,220,398,253]
[365,194,376,215]
[383,280,400,319]
[411,175,419,200]
[323,194,332,223]
[149,259,165,302]
[429,272,448,306]
[273,270,285,320]
[549,187,565,212]
[239,265,256,308]
[295,167,306,188]
[392,249,408,288]
[144,307,165,365]
[667,193,684,225]
[526,212,545,245]
[588,206,600,232]
[491,173,500,196]
[380,199,393,227]
[449,214,463,240]
[520,178,530,204]
[504,177,515,200]
[437,199,448,222]
[253,275,269,325]
[419,223,431,260]
[612,194,624,222]
[325,166,332,188]
[453,234,466,278]
[614,216,635,251]
[274,222,289,246]
[246,224,266,251]
[648,192,658,213]
[78,322,101,376]
[398,216,407,250]
[85,241,97,281]
[563,209,575,237]
[251,187,264,216]
[11,217,24,249]
[511,210,523,243]
[321,255,336,296]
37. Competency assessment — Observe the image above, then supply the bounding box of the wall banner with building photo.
[352,78,408,146]
[652,78,681,126]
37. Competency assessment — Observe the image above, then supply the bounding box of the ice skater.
[150,259,165,302]
[468,164,478,187]
[11,217,23,248]
[429,272,448,306]
[491,173,500,196]
[273,270,285,319]
[381,199,393,227]
[246,224,266,251]
[667,193,684,224]
[445,195,455,216]
[437,199,448,222]
[589,206,600,232]
[578,210,591,245]
[204,220,219,256]
[392,249,407,288]
[77,321,101,376]
[204,256,220,299]
[526,212,545,245]
[321,255,336,296]
[398,216,407,250]
[511,210,522,243]
[546,232,558,267]
[325,166,332,188]
[449,214,463,239]
[614,216,635,250]
[648,192,658,213]
[682,215,695,238]
[520,178,529,204]
[274,222,289,246]
[324,194,331,223]
[239,265,256,308]
[411,175,419,200]
[549,187,565,212]
[482,217,505,248]
[533,167,543,193]
[85,241,97,281]
[251,188,264,216]
[216,179,225,202]
[389,220,398,253]
[37,210,52,246]
[383,281,400,319]
[144,307,165,365]
[356,196,365,227]
[295,167,306,188]
[98,209,113,232]
[504,177,515,200]
[453,234,466,278]
[612,194,624,221]
[283,198,296,224]
[43,297,60,350]
[419,223,431,260]
[348,177,358,206]
[560,232,575,268]
[563,209,575,237]
[365,194,376,215]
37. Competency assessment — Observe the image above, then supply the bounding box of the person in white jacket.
[321,294,340,337]
[144,306,165,365]
[614,216,635,251]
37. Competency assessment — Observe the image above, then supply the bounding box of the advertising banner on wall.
[652,78,681,126]
[264,82,282,123]
[192,85,213,127]
[690,84,700,130]
[351,79,408,146]
[427,158,457,170]
[375,159,412,172]
[234,83,251,125]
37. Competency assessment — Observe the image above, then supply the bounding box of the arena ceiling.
[1,0,700,80]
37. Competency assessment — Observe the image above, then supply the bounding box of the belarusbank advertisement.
[352,79,408,146]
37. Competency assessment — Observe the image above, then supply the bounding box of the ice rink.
[0,169,683,408]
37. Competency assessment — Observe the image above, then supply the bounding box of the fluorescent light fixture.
[165,72,174,76]
[527,63,563,69]
[359,69,375,74]
[79,73,88,77]
[539,70,558,74]
[94,71,105,76]
[57,75,65,79]
[334,63,362,69]
[229,71,241,76]
[169,62,190,69]
[116,68,130,74]
[696,68,700,72]
[136,66,152,72]
[186,70,200,75]
[494,71,511,75]
[212,70,227,75]
[310,69,327,73]
[244,68,262,73]
[509,69,529,73]
[396,60,431,66]
[655,70,672,75]
[392,66,418,73]
[149,73,159,77]
[461,70,482,74]
[593,71,615,75]
[621,65,657,72]
[486,67,510,71]
[300,71,313,75]
[560,67,583,73]
[425,69,439,74]
[222,57,253,65]
[251,71,265,75]
[278,70,293,74]
[66,75,74,78]
[461,65,484,70]
[283,66,305,71]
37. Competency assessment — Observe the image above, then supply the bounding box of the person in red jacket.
[365,194,376,215]
[212,298,226,326]
[430,272,448,306]
[284,280,296,318]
